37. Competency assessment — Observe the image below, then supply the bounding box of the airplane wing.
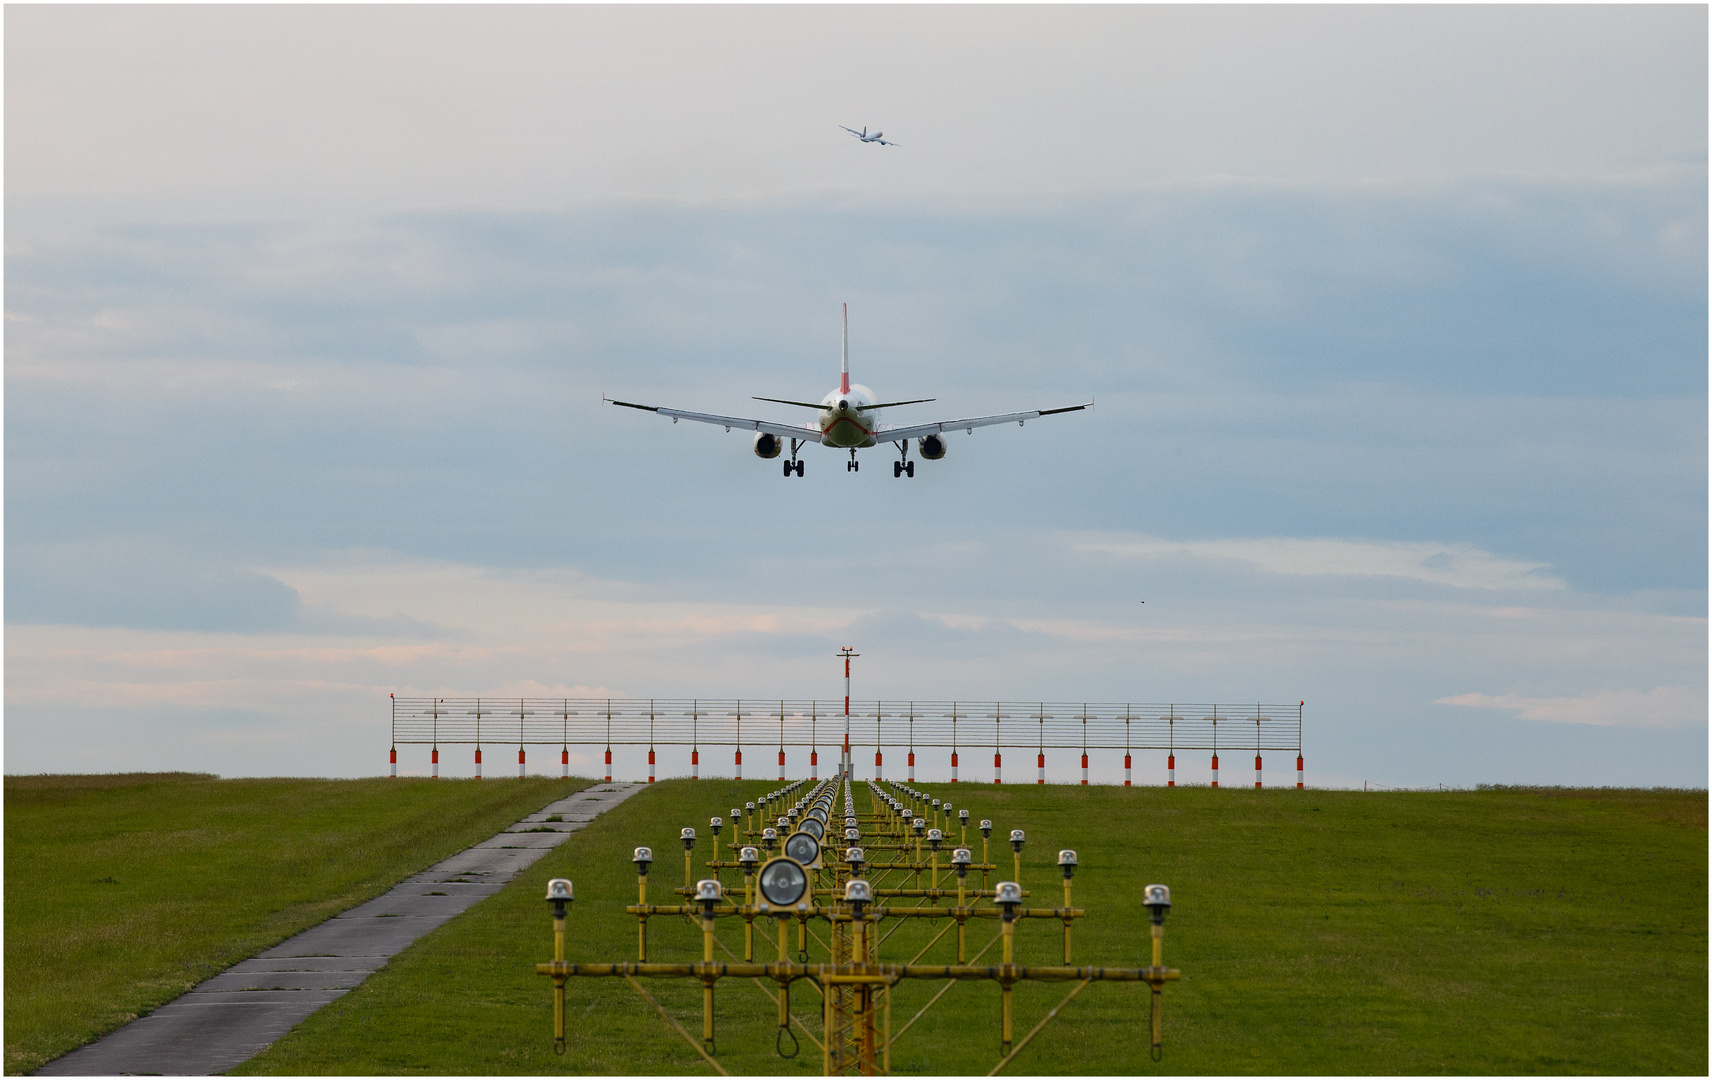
[840,126,863,137]
[878,402,1091,442]
[877,138,898,146]
[606,397,825,443]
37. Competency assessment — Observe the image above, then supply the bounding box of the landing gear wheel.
[905,461,915,477]
[783,460,792,477]
[893,461,902,478]
[795,460,804,476]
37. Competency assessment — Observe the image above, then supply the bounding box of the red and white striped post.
[811,748,818,780]
[950,750,958,783]
[734,748,742,780]
[1254,754,1263,789]
[1124,753,1132,786]
[1210,753,1219,788]
[1297,702,1306,788]
[475,746,483,779]
[994,751,1002,784]
[431,746,439,779]
[647,748,656,783]
[518,746,526,778]
[874,749,883,779]
[1037,752,1046,785]
[601,748,609,782]
[1167,753,1174,787]
[1081,752,1090,785]
[691,748,699,779]
[389,747,397,778]
[908,750,915,782]
[778,748,786,782]
[839,647,858,781]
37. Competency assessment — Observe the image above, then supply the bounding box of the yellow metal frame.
[536,776,1180,1074]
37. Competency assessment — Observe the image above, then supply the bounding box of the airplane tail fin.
[841,302,850,394]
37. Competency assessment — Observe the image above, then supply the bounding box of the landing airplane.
[840,125,897,146]
[605,305,1090,478]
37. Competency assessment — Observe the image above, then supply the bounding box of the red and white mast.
[838,646,858,779]
[840,303,851,395]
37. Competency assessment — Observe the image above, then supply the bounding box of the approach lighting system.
[757,857,809,907]
[783,830,821,867]
[546,878,573,913]
[535,777,1183,1070]
[1145,883,1172,922]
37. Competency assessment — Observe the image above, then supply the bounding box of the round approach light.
[546,878,573,902]
[783,830,821,866]
[695,878,724,903]
[633,846,654,870]
[951,847,972,866]
[800,818,825,841]
[758,857,809,907]
[980,819,993,838]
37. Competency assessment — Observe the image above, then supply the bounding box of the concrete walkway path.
[36,781,646,1076]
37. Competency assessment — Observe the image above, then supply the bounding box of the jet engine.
[918,433,948,460]
[753,432,783,459]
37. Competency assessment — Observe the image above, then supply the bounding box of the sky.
[5,5,1706,787]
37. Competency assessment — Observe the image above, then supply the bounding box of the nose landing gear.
[847,449,860,473]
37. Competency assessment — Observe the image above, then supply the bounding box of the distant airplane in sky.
[606,305,1090,478]
[840,125,897,146]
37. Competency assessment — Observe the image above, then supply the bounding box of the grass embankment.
[4,771,589,1075]
[236,780,1706,1076]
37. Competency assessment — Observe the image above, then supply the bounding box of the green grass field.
[4,772,588,1075]
[229,779,1706,1076]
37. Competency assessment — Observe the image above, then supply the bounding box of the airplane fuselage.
[818,383,878,447]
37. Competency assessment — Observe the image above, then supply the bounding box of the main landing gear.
[846,449,860,473]
[892,440,915,478]
[782,438,805,477]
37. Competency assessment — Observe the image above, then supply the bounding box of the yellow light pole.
[1145,884,1173,1060]
[544,879,572,1054]
[739,846,760,960]
[1010,829,1026,887]
[995,880,1022,1058]
[632,847,653,960]
[694,878,722,1053]
[951,847,972,961]
[709,817,723,883]
[680,827,697,890]
[1057,849,1078,963]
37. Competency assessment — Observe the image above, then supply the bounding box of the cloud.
[5,540,451,637]
[1073,534,1565,591]
[1436,686,1707,729]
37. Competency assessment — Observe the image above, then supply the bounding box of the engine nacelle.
[753,432,783,459]
[918,434,948,461]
